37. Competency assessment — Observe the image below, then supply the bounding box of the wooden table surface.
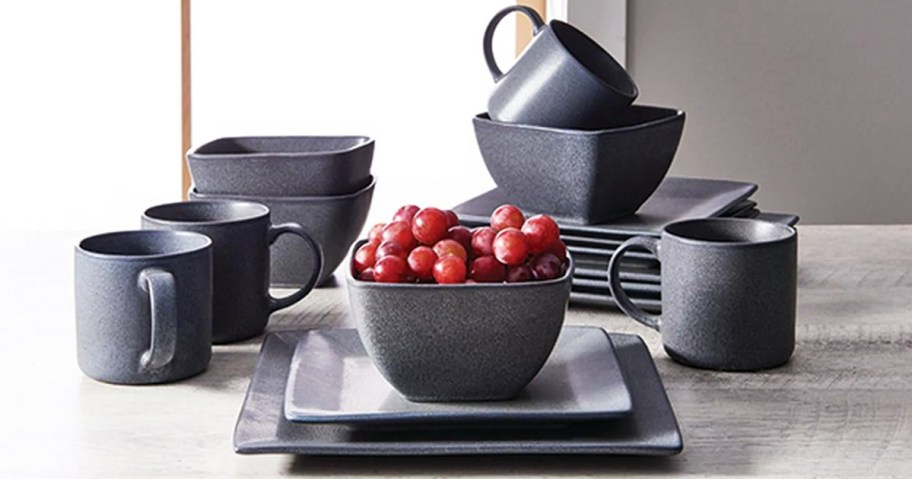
[2,225,911,477]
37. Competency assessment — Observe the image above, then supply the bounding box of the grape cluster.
[352,204,569,284]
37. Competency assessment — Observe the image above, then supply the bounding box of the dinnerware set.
[73,5,803,459]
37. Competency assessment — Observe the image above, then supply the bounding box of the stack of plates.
[453,177,800,311]
[233,326,683,456]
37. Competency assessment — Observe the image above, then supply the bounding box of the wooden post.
[516,0,547,56]
[181,0,192,199]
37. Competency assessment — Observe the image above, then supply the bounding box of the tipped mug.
[483,5,638,129]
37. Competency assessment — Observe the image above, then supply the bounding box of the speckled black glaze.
[346,240,573,402]
[142,201,322,344]
[75,230,213,384]
[483,6,637,129]
[188,136,373,196]
[608,218,798,371]
[189,177,374,287]
[473,107,685,224]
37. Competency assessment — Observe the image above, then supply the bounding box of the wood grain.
[4,226,912,477]
[181,0,191,200]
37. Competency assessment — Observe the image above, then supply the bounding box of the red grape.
[446,226,473,254]
[433,255,467,284]
[381,221,416,250]
[412,207,449,245]
[353,242,378,272]
[376,240,407,260]
[392,204,420,225]
[547,239,568,264]
[433,239,468,261]
[493,228,529,266]
[444,209,459,228]
[368,223,385,244]
[407,246,437,281]
[506,264,534,283]
[530,253,563,280]
[373,256,407,283]
[491,204,525,231]
[471,226,497,257]
[358,267,375,282]
[470,255,506,283]
[522,214,560,254]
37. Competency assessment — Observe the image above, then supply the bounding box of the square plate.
[454,177,757,237]
[571,278,661,297]
[575,266,661,284]
[569,293,662,313]
[234,328,683,456]
[283,327,632,424]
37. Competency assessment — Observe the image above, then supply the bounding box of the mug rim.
[143,200,270,227]
[77,230,212,261]
[663,218,796,248]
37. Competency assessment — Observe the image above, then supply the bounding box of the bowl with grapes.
[346,242,572,402]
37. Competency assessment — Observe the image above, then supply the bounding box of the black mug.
[75,230,213,384]
[608,218,798,371]
[483,5,638,129]
[142,200,323,343]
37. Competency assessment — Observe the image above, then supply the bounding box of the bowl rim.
[346,239,575,290]
[474,105,684,135]
[188,135,374,159]
[188,175,376,203]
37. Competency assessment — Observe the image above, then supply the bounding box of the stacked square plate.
[233,326,683,456]
[453,177,800,311]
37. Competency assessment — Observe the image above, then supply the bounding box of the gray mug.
[608,218,798,371]
[483,5,638,129]
[142,200,323,343]
[75,230,213,384]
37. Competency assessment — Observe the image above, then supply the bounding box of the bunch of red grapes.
[352,204,569,284]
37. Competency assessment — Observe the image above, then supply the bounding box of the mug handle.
[138,268,177,370]
[483,5,545,81]
[266,222,323,313]
[607,236,662,331]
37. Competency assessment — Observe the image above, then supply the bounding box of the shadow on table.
[286,454,683,476]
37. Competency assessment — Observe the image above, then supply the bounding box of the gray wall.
[575,0,912,224]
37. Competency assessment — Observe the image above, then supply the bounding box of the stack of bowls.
[187,136,375,287]
[476,5,685,225]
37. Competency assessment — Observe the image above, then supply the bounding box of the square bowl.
[189,176,375,287]
[473,106,685,224]
[188,136,374,196]
[345,240,573,402]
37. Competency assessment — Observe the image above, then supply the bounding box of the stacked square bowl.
[187,136,375,287]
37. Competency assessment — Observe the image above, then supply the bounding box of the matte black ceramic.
[74,230,213,384]
[483,6,637,129]
[234,329,683,456]
[473,107,685,224]
[608,218,798,371]
[189,176,374,287]
[188,136,374,196]
[142,201,322,343]
[346,240,573,402]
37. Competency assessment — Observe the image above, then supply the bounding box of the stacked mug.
[475,5,685,225]
[187,136,376,288]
